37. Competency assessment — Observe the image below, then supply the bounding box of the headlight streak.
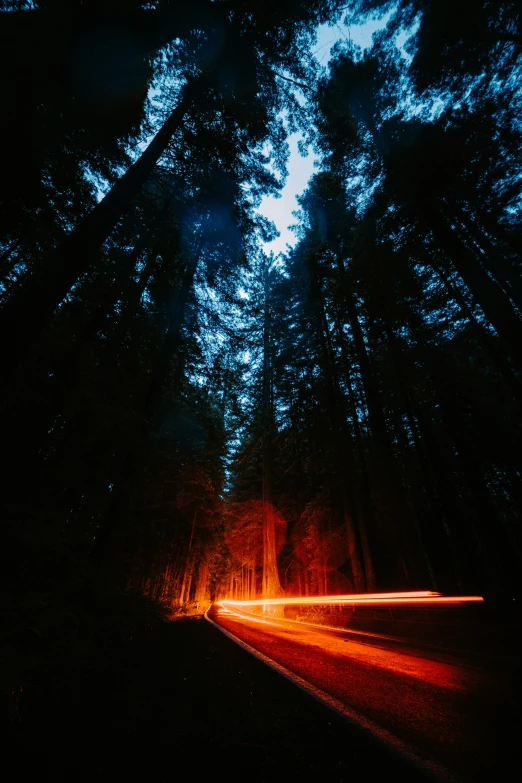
[218,590,484,609]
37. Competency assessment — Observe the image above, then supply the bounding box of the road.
[208,603,520,782]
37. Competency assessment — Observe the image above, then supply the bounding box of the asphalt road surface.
[208,603,521,782]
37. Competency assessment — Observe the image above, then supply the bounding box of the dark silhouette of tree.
[1,0,521,614]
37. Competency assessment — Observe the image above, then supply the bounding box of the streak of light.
[217,606,279,626]
[218,590,484,608]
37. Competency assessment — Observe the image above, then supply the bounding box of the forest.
[1,0,521,648]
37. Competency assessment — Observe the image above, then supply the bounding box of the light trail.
[218,590,484,609]
[209,588,506,781]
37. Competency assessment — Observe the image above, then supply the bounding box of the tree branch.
[271,70,315,94]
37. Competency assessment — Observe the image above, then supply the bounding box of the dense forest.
[1,0,521,637]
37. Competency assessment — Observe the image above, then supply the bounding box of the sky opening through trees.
[258,10,402,255]
[1,0,522,616]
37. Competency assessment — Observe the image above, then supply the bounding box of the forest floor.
[4,615,429,781]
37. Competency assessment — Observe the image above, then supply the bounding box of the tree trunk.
[91,227,203,576]
[194,560,209,608]
[446,201,522,311]
[406,310,521,595]
[380,320,451,590]
[107,242,160,355]
[427,206,522,370]
[321,308,368,591]
[142,244,198,416]
[261,265,283,599]
[429,255,522,402]
[334,314,377,590]
[0,79,196,381]
[305,253,367,591]
[339,262,423,586]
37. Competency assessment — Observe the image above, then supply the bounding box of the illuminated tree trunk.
[194,560,209,608]
[296,567,302,597]
[261,264,283,599]
[179,569,193,606]
[160,564,171,601]
[178,508,198,606]
[250,564,255,599]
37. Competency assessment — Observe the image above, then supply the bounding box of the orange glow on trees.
[293,495,353,596]
[224,499,287,600]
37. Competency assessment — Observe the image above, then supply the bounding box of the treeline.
[0,0,341,621]
[225,0,522,600]
[0,1,521,618]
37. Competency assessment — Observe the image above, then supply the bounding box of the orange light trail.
[218,590,484,608]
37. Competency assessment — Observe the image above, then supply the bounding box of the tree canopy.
[1,0,521,613]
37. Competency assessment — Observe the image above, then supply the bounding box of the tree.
[0,0,344,379]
